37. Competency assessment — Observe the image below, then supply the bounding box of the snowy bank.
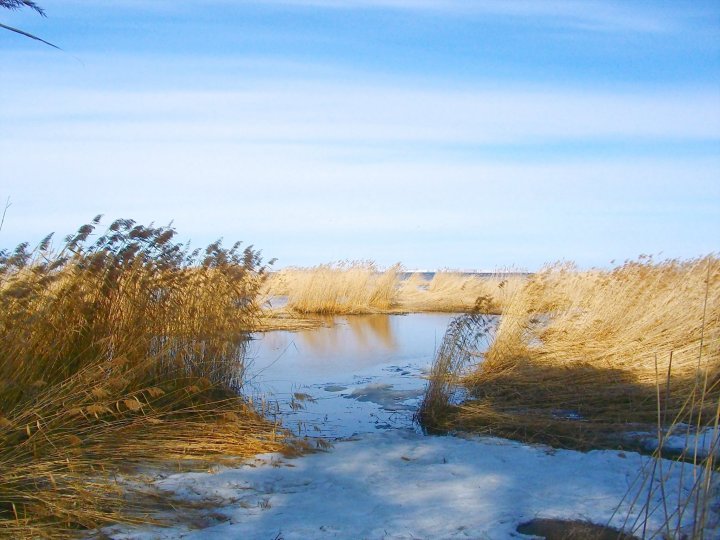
[627,424,720,460]
[105,430,717,539]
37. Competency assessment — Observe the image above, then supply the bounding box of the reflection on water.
[245,313,460,439]
[293,314,396,361]
[348,313,396,350]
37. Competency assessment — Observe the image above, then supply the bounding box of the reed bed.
[264,264,526,316]
[420,256,719,537]
[399,270,526,313]
[421,256,719,445]
[269,262,401,314]
[0,218,288,537]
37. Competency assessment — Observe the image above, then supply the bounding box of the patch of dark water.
[244,313,465,439]
[264,295,289,309]
[323,384,347,393]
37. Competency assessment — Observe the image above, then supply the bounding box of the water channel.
[244,313,459,439]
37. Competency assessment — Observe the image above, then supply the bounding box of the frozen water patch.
[105,430,717,540]
[344,382,424,411]
[552,409,585,421]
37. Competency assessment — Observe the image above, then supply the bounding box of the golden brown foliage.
[421,256,720,537]
[0,218,286,537]
[263,264,527,316]
[269,262,401,315]
[399,270,526,313]
[422,256,719,447]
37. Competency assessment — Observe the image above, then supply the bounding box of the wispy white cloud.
[6,83,719,144]
[2,62,718,268]
[2,122,718,268]
[264,0,678,32]
[65,0,696,34]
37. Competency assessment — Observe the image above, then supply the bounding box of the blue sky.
[1,1,718,270]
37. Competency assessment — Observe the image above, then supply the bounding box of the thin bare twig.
[0,196,10,233]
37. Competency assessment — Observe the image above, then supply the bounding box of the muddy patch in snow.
[517,518,639,539]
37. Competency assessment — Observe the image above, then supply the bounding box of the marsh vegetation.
[0,218,288,537]
[1,219,717,538]
[420,256,720,538]
[263,261,527,315]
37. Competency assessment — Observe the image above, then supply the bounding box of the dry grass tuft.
[417,313,493,430]
[0,218,288,537]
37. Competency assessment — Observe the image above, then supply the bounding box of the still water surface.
[245,313,458,439]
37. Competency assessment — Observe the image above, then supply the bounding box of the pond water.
[244,313,459,439]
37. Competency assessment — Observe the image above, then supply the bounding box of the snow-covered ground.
[629,424,720,460]
[105,429,718,540]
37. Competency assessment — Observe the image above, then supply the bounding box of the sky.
[1,1,718,270]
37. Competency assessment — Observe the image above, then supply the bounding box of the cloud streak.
[59,0,701,34]
[6,83,719,145]
[264,0,678,32]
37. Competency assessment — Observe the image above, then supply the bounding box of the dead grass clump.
[517,518,639,539]
[417,313,494,429]
[0,217,287,537]
[399,271,470,312]
[275,262,401,314]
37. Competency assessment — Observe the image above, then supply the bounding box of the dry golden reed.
[0,217,288,537]
[420,256,720,537]
[422,256,719,446]
[264,264,527,316]
[271,262,401,314]
[399,270,526,313]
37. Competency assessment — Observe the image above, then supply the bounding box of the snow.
[105,429,717,540]
[630,425,720,459]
